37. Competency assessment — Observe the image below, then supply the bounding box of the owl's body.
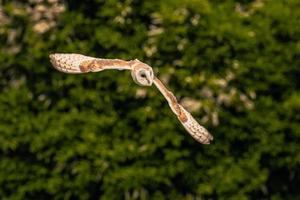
[49,53,213,144]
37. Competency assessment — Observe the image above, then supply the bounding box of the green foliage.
[0,0,299,199]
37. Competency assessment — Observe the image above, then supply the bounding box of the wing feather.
[153,77,213,144]
[49,53,131,74]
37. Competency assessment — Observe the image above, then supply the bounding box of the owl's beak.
[145,76,153,86]
[145,71,154,86]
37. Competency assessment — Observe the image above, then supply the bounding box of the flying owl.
[49,53,213,144]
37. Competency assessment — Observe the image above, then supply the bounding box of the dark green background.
[0,0,299,199]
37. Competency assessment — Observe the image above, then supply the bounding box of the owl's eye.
[139,71,146,78]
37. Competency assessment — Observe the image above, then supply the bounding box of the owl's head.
[129,59,154,86]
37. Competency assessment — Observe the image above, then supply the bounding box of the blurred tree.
[0,0,299,199]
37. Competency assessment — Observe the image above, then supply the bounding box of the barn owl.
[49,53,213,144]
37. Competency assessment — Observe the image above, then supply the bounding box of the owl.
[49,53,213,144]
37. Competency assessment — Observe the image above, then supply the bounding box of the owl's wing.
[153,77,213,144]
[49,53,131,74]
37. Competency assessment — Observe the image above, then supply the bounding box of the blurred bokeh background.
[0,0,299,199]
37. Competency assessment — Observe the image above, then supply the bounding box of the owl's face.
[130,59,154,86]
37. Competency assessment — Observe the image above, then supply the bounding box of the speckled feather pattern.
[178,105,213,144]
[49,53,96,73]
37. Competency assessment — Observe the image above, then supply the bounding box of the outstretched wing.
[49,53,131,74]
[153,77,213,144]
